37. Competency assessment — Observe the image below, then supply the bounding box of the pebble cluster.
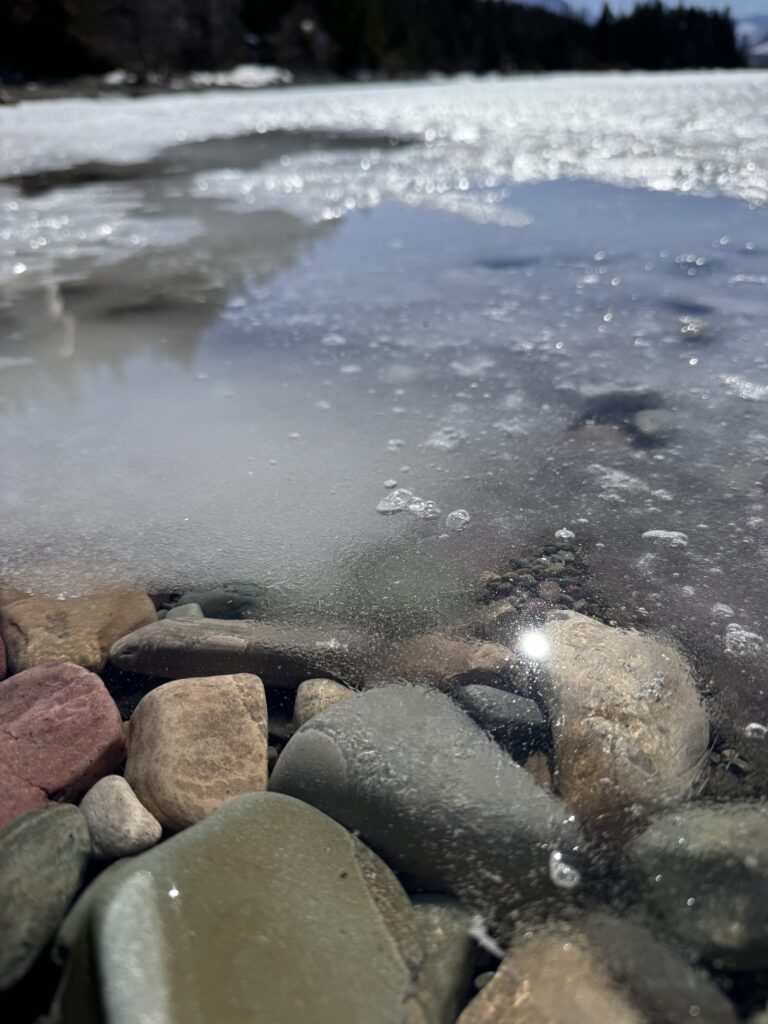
[0,560,767,1024]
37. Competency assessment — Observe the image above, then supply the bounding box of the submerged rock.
[412,897,475,1024]
[457,912,738,1024]
[0,634,6,680]
[79,775,162,860]
[534,610,708,834]
[0,590,155,674]
[109,618,373,687]
[625,802,768,970]
[293,677,357,728]
[0,805,90,990]
[125,673,268,831]
[54,792,427,1024]
[391,634,515,690]
[176,582,290,619]
[270,685,585,918]
[164,602,204,621]
[0,662,125,828]
[455,685,545,756]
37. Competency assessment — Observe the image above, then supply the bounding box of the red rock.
[0,634,5,681]
[0,661,125,828]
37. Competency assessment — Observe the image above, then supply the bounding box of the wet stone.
[0,805,90,990]
[175,582,290,620]
[0,634,5,681]
[535,610,709,834]
[0,661,125,829]
[454,685,546,756]
[0,590,156,674]
[54,792,427,1024]
[270,685,586,920]
[79,775,162,860]
[164,602,204,621]
[412,896,475,1024]
[293,677,357,728]
[125,673,268,832]
[391,634,515,690]
[624,802,768,970]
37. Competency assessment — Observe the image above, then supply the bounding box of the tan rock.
[535,611,708,834]
[79,775,162,859]
[125,674,268,831]
[522,752,552,791]
[293,678,357,728]
[392,634,514,690]
[0,590,156,674]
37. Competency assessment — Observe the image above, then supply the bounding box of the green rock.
[55,792,429,1024]
[0,805,90,990]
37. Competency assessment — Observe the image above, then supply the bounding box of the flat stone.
[293,678,357,728]
[54,792,427,1024]
[125,673,268,831]
[79,775,162,860]
[454,685,545,755]
[0,662,125,828]
[625,802,768,970]
[413,897,475,1024]
[0,805,90,990]
[110,618,374,687]
[534,610,709,834]
[391,635,515,689]
[0,590,156,674]
[270,685,586,920]
[176,582,291,619]
[457,913,738,1024]
[165,602,204,621]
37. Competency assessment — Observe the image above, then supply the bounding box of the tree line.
[0,0,744,85]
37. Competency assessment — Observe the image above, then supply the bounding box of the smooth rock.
[54,792,427,1024]
[457,913,738,1024]
[413,897,475,1024]
[455,685,545,755]
[0,805,90,990]
[633,408,676,442]
[176,582,290,619]
[165,602,204,621]
[391,635,515,690]
[293,677,357,728]
[110,617,373,687]
[625,802,768,970]
[0,590,156,674]
[0,662,125,828]
[79,775,162,860]
[125,673,268,831]
[0,633,6,680]
[270,685,586,918]
[534,610,708,833]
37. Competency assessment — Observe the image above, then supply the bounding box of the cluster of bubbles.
[376,486,471,531]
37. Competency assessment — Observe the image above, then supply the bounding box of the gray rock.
[534,611,709,834]
[54,792,427,1024]
[109,618,374,687]
[293,678,357,728]
[457,912,738,1024]
[633,408,676,442]
[625,802,768,970]
[270,685,586,919]
[412,897,475,1024]
[165,602,204,621]
[0,805,90,990]
[455,685,545,755]
[79,776,162,860]
[176,582,291,619]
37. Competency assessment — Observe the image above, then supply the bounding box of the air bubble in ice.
[744,722,768,741]
[548,851,581,891]
[407,496,442,519]
[446,509,471,531]
[377,488,413,514]
[383,479,398,489]
[555,528,575,542]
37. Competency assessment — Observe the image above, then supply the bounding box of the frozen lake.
[1,71,768,768]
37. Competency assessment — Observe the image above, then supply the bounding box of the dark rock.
[625,802,768,970]
[270,685,586,919]
[412,896,475,1024]
[109,618,374,688]
[454,685,546,756]
[0,662,125,828]
[0,806,90,990]
[54,792,428,1024]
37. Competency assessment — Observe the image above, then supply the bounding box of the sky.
[576,0,766,16]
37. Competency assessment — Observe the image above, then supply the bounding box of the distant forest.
[0,1,744,85]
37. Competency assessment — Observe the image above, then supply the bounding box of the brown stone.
[293,678,357,728]
[0,634,5,681]
[125,674,268,831]
[391,634,514,690]
[0,590,156,674]
[534,610,709,835]
[0,662,125,828]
